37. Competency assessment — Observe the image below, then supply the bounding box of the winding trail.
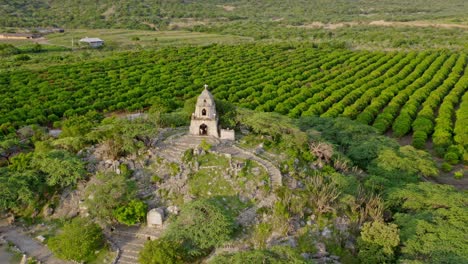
[0,226,71,264]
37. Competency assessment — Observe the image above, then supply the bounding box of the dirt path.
[291,20,468,30]
[0,226,71,264]
[0,243,16,264]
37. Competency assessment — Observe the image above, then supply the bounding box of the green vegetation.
[139,238,184,264]
[1,44,465,162]
[114,199,147,226]
[0,2,467,263]
[85,171,137,224]
[48,217,104,262]
[165,199,236,257]
[210,246,308,264]
[1,1,467,49]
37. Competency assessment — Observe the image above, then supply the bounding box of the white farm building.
[79,37,104,48]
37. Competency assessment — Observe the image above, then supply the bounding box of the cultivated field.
[0,45,466,162]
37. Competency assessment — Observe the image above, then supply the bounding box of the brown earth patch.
[218,5,236,11]
[369,20,468,30]
[289,20,468,30]
[168,19,208,29]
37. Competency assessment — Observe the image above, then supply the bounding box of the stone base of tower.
[189,119,219,138]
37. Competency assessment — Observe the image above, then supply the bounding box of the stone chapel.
[189,85,235,140]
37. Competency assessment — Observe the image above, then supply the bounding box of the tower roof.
[196,84,215,106]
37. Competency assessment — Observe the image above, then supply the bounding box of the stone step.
[118,259,138,264]
[114,239,145,248]
[114,242,145,250]
[121,249,141,256]
[120,253,139,260]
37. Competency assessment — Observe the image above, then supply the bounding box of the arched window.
[202,109,207,116]
[204,99,206,103]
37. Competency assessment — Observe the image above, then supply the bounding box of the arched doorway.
[199,124,208,135]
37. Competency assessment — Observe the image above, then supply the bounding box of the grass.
[45,29,253,49]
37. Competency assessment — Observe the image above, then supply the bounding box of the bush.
[453,170,464,179]
[444,151,459,165]
[151,175,162,183]
[114,199,147,225]
[357,221,400,264]
[412,131,427,149]
[441,162,452,172]
[14,54,31,61]
[48,217,104,262]
[139,238,184,264]
[210,246,307,264]
[199,139,212,151]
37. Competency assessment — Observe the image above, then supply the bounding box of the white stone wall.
[220,129,235,140]
[190,119,219,137]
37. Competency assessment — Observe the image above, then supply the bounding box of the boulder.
[166,205,180,215]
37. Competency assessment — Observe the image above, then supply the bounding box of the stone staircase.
[214,145,282,188]
[110,226,163,264]
[155,134,221,162]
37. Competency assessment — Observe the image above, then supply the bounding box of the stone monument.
[189,84,235,140]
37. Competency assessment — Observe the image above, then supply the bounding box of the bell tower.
[189,85,219,137]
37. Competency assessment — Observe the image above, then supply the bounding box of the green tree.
[32,149,86,187]
[165,199,235,257]
[48,217,104,262]
[0,136,21,164]
[85,172,136,223]
[388,183,468,263]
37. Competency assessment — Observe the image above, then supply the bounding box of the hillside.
[1,107,467,263]
[2,0,468,29]
[1,1,468,49]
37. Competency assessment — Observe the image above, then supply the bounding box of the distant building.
[189,84,235,140]
[79,37,104,48]
[0,33,39,40]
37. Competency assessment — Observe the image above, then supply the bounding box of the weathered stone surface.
[321,227,332,239]
[147,208,164,227]
[313,242,328,258]
[166,206,180,215]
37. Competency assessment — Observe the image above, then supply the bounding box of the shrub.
[14,54,31,61]
[114,199,147,225]
[139,238,184,264]
[412,130,427,149]
[441,162,453,172]
[444,151,459,165]
[358,221,400,264]
[48,217,104,262]
[151,175,162,183]
[210,246,307,263]
[453,170,464,180]
[199,139,212,151]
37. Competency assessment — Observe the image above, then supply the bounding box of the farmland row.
[0,45,466,161]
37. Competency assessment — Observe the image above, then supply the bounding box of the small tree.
[32,149,86,187]
[48,217,104,262]
[85,172,136,223]
[165,199,235,257]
